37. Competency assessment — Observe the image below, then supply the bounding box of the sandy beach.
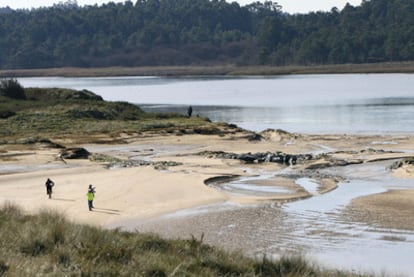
[1,129,414,231]
[4,126,414,277]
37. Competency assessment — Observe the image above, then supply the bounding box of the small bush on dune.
[0,110,15,119]
[0,260,9,275]
[0,78,26,100]
[20,238,48,257]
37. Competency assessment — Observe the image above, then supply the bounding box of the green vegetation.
[0,0,412,69]
[0,203,373,276]
[0,80,237,143]
[0,78,25,99]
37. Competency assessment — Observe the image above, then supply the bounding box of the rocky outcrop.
[199,150,312,165]
[390,157,414,170]
[305,158,363,170]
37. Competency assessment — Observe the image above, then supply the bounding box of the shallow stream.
[116,160,414,276]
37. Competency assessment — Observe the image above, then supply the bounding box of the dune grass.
[0,86,232,144]
[0,203,375,276]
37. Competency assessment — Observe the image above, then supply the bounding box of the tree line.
[0,0,413,69]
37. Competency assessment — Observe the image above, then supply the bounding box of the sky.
[0,0,362,14]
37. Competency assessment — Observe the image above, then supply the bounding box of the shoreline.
[1,62,414,78]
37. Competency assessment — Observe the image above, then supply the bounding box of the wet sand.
[345,188,414,231]
[2,129,414,274]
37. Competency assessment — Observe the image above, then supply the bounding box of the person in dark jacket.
[45,178,55,199]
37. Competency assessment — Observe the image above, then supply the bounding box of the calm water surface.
[19,74,414,134]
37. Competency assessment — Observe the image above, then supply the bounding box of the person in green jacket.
[86,184,95,211]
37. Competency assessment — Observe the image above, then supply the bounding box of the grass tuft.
[0,260,9,276]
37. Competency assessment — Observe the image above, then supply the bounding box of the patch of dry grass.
[0,203,375,276]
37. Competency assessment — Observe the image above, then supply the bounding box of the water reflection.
[141,102,414,134]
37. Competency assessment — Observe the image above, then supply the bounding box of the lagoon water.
[19,73,414,134]
[18,74,414,275]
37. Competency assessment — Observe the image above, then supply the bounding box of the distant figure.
[187,106,193,117]
[45,178,55,199]
[86,184,96,211]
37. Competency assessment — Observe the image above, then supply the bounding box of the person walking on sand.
[86,184,95,211]
[45,178,55,199]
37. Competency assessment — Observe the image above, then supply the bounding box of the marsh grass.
[0,203,377,276]
[1,62,414,78]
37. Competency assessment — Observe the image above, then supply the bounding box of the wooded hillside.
[0,0,412,69]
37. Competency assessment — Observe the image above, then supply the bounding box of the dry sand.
[1,130,414,230]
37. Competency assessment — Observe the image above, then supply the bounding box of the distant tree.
[257,16,283,62]
[54,0,78,9]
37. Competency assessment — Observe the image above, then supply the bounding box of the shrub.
[0,111,15,119]
[20,239,48,257]
[0,78,26,100]
[0,260,9,275]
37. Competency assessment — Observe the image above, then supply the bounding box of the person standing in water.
[45,178,55,199]
[86,184,95,211]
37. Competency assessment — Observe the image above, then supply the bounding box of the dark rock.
[248,133,263,141]
[60,148,90,159]
[193,127,222,135]
[199,150,313,166]
[238,153,258,163]
[390,157,414,170]
[270,155,283,163]
[304,154,313,160]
